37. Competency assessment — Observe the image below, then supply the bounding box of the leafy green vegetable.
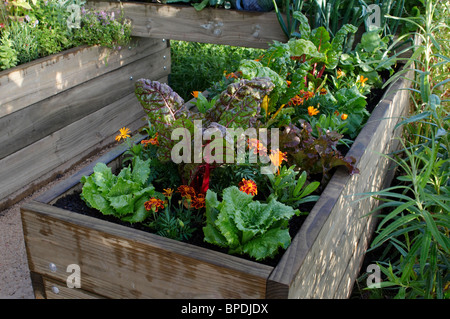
[279,122,359,184]
[80,157,155,223]
[266,165,320,211]
[203,186,299,260]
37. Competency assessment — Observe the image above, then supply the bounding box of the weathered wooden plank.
[86,1,288,48]
[21,201,273,299]
[0,92,144,209]
[266,69,413,298]
[0,45,170,160]
[43,277,105,299]
[0,37,161,118]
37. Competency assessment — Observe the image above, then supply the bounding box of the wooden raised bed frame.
[86,1,288,48]
[0,37,170,211]
[21,64,413,298]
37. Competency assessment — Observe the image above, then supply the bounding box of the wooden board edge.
[266,67,413,296]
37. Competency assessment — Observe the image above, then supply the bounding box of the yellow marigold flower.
[307,106,319,116]
[337,69,345,79]
[239,178,258,196]
[191,91,200,98]
[341,113,348,120]
[144,198,165,212]
[248,138,267,155]
[115,127,131,142]
[269,149,287,170]
[358,75,368,87]
[162,188,174,199]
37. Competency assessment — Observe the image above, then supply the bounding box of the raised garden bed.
[0,37,170,211]
[20,62,413,298]
[86,1,287,48]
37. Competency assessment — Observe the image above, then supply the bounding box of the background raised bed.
[0,37,170,211]
[86,1,288,48]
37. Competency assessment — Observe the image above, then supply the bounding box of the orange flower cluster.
[248,138,267,155]
[269,149,287,170]
[141,132,159,147]
[239,178,258,196]
[177,185,205,209]
[144,197,165,212]
[287,90,315,106]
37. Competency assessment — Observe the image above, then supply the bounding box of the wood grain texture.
[21,201,273,299]
[0,41,169,160]
[266,68,413,298]
[86,1,288,48]
[0,38,160,118]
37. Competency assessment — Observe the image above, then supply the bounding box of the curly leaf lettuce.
[203,186,298,260]
[80,157,155,223]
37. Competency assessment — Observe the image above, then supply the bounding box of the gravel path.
[0,147,113,299]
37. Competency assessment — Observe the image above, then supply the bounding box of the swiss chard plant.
[203,186,299,261]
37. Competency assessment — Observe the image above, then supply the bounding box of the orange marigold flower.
[239,178,258,196]
[177,185,196,199]
[162,188,174,199]
[357,75,368,87]
[307,106,319,116]
[301,90,315,100]
[248,138,267,155]
[115,127,131,142]
[225,72,239,79]
[337,69,345,79]
[269,149,287,169]
[191,91,200,98]
[144,197,165,212]
[341,113,348,120]
[288,95,304,106]
[191,193,206,209]
[286,80,292,87]
[320,88,327,95]
[141,133,159,147]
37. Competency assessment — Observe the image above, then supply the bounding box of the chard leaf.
[238,59,286,89]
[288,38,325,63]
[205,77,275,129]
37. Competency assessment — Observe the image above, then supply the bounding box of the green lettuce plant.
[80,157,156,223]
[203,186,299,260]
